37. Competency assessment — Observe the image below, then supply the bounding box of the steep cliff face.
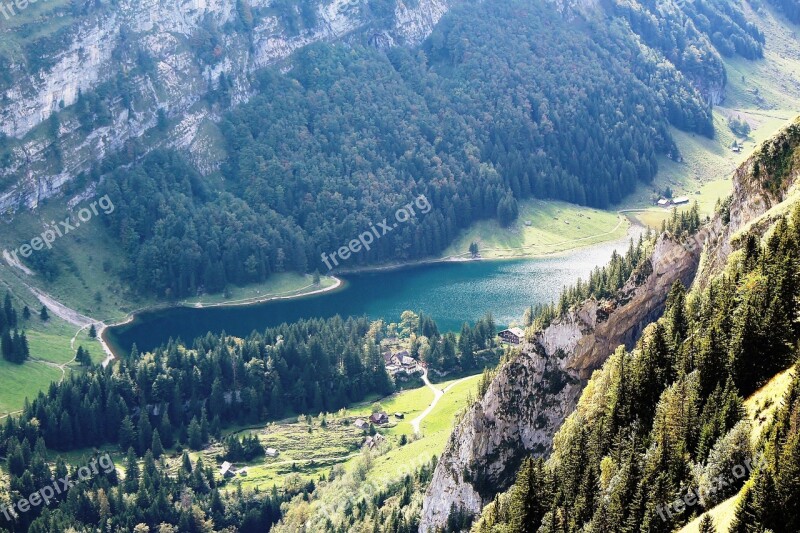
[697,119,800,286]
[419,119,800,532]
[0,0,448,212]
[419,232,704,530]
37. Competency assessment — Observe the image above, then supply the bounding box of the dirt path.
[25,286,116,366]
[2,250,33,276]
[411,370,478,434]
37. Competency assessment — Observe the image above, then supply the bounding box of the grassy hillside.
[622,1,800,229]
[440,200,630,260]
[0,0,799,481]
[60,371,481,497]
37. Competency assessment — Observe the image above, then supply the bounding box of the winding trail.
[411,369,478,434]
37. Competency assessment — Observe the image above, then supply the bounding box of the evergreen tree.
[119,416,136,452]
[138,412,153,456]
[188,417,203,450]
[75,346,92,366]
[698,515,716,533]
[151,429,164,459]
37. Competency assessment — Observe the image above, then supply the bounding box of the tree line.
[1,438,294,532]
[1,316,395,456]
[0,308,502,530]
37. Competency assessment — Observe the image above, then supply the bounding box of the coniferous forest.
[0,309,497,530]
[92,0,744,298]
[0,293,29,365]
[3,0,800,532]
[471,206,800,533]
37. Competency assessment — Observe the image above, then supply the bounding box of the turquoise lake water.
[105,231,640,355]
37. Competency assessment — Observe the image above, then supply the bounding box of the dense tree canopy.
[0,292,28,364]
[97,0,723,297]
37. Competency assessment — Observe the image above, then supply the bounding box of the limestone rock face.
[697,119,800,287]
[419,233,703,531]
[0,0,449,212]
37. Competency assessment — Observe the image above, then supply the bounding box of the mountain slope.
[1,0,754,300]
[425,117,800,531]
[419,228,706,529]
[0,0,448,211]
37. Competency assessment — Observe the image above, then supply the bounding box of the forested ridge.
[0,310,499,530]
[3,317,392,455]
[92,0,740,298]
[1,440,292,532]
[470,205,800,532]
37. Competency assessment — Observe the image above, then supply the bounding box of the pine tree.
[75,346,91,366]
[508,457,546,533]
[3,293,15,328]
[138,412,152,456]
[11,330,28,363]
[151,429,164,458]
[123,447,140,493]
[39,306,49,321]
[119,416,136,452]
[210,378,225,420]
[1,330,14,362]
[698,514,716,533]
[188,417,203,450]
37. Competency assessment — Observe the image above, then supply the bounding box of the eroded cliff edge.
[419,231,704,530]
[419,119,800,531]
[0,0,448,212]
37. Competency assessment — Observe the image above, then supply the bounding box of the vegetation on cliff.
[471,205,800,532]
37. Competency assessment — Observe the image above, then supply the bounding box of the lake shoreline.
[103,219,644,359]
[334,215,643,275]
[109,220,639,325]
[100,277,345,360]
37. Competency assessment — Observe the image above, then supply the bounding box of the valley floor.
[61,368,481,496]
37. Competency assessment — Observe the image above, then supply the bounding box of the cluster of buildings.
[656,196,690,208]
[354,410,404,430]
[219,448,279,478]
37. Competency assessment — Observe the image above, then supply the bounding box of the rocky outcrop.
[419,232,704,531]
[419,118,800,532]
[0,0,449,213]
[696,118,800,286]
